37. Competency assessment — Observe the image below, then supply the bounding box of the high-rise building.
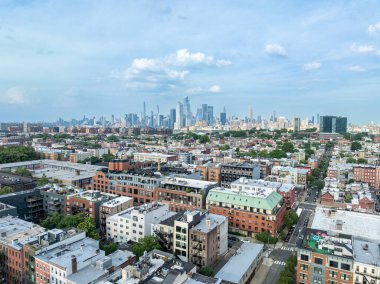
[183,96,192,126]
[293,117,301,132]
[201,104,208,122]
[207,105,214,125]
[220,107,227,125]
[175,102,184,130]
[320,115,347,133]
[169,108,176,129]
[142,101,146,126]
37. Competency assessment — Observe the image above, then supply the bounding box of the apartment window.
[300,273,308,280]
[300,254,309,261]
[300,264,308,271]
[328,281,337,284]
[314,257,323,265]
[329,271,337,278]
[340,263,351,271]
[313,267,323,275]
[329,260,338,268]
[341,273,350,281]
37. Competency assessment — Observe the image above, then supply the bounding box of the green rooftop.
[206,189,282,211]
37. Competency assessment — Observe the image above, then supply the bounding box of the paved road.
[288,203,315,247]
[261,248,294,284]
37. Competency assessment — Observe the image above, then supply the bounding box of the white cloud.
[303,62,321,70]
[265,43,287,57]
[348,65,366,72]
[351,43,380,55]
[209,85,223,93]
[112,49,230,91]
[1,88,26,104]
[186,85,223,94]
[368,21,380,34]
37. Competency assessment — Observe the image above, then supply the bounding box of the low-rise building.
[133,152,178,163]
[65,190,118,227]
[106,203,175,243]
[99,196,133,237]
[220,163,261,187]
[206,177,286,237]
[215,242,264,284]
[0,171,36,192]
[39,184,80,215]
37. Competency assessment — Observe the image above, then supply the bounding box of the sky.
[0,0,380,124]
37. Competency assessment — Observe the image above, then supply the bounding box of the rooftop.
[192,214,226,233]
[0,216,46,249]
[101,196,133,208]
[311,207,380,240]
[232,177,294,193]
[215,242,264,283]
[207,186,283,211]
[161,177,216,189]
[352,238,380,266]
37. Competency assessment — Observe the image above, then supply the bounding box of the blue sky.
[0,0,380,123]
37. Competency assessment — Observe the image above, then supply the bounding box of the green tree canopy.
[132,236,162,258]
[101,243,118,255]
[0,146,38,164]
[77,217,99,240]
[15,167,32,177]
[199,266,215,277]
[351,141,362,151]
[0,186,14,195]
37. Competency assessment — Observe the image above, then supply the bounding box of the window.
[341,273,350,281]
[313,267,323,274]
[300,264,308,271]
[340,263,351,271]
[300,254,309,261]
[329,271,337,278]
[329,260,338,268]
[314,257,323,265]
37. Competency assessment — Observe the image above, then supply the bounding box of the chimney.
[336,220,343,231]
[71,255,77,273]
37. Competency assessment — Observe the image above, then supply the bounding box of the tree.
[284,210,299,228]
[199,266,215,277]
[311,180,325,190]
[77,217,99,240]
[106,135,120,142]
[102,153,115,162]
[15,167,32,177]
[0,186,14,195]
[41,212,63,229]
[281,141,295,153]
[351,141,362,151]
[37,176,49,186]
[346,157,356,164]
[0,145,38,163]
[102,243,118,255]
[255,232,278,244]
[357,158,368,164]
[198,135,210,144]
[132,236,162,258]
[269,149,287,159]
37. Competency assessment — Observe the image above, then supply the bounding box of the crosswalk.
[274,260,286,266]
[279,246,296,251]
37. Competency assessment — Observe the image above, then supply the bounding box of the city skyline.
[0,1,380,123]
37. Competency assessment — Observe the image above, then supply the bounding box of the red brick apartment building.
[206,178,287,237]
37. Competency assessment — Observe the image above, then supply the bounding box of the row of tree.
[0,146,38,164]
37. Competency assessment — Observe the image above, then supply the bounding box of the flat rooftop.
[134,152,177,158]
[0,216,46,249]
[101,196,133,208]
[36,237,101,268]
[215,242,263,283]
[231,177,294,193]
[192,214,226,233]
[353,238,380,266]
[311,207,380,240]
[161,177,216,189]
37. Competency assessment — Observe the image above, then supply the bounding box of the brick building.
[206,178,286,237]
[352,165,380,189]
[220,163,261,187]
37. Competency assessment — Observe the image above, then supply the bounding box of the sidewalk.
[250,258,272,284]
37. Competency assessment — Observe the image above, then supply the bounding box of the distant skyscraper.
[248,106,253,122]
[183,96,192,126]
[320,116,347,133]
[207,106,214,125]
[175,102,184,130]
[143,101,146,126]
[220,107,226,125]
[293,117,301,132]
[149,111,154,128]
[201,104,208,122]
[169,108,176,129]
[317,113,320,124]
